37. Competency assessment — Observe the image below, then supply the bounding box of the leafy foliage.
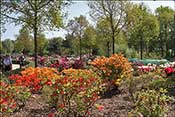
[129,89,172,117]
[90,54,132,89]
[50,68,103,116]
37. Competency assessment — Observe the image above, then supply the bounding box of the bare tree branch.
[2,13,26,23]
[38,0,52,10]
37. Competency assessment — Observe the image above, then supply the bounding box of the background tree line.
[1,1,175,60]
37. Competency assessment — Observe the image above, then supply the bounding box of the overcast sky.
[1,0,175,40]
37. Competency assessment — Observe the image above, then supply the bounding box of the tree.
[82,25,97,56]
[88,0,128,54]
[155,6,174,58]
[95,17,111,56]
[67,15,88,59]
[2,0,69,67]
[125,3,159,59]
[47,37,63,55]
[14,27,33,54]
[37,33,48,56]
[0,40,3,54]
[0,1,6,35]
[63,34,76,55]
[2,39,14,54]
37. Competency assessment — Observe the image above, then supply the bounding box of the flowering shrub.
[90,54,132,88]
[136,66,152,74]
[72,59,84,69]
[0,81,31,113]
[39,57,46,66]
[163,67,175,76]
[130,88,172,117]
[50,58,84,71]
[50,68,103,116]
[9,67,59,92]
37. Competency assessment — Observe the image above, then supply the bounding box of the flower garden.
[1,54,175,117]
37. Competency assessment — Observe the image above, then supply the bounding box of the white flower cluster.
[159,62,175,68]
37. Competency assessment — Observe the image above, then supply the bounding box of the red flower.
[164,67,174,75]
[45,79,53,86]
[48,112,54,117]
[59,103,65,108]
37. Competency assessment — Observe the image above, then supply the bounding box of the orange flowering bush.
[90,54,132,87]
[50,68,103,116]
[0,81,31,113]
[9,67,59,92]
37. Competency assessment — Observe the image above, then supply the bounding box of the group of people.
[0,54,25,73]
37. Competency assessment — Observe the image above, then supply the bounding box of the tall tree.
[155,6,174,58]
[2,0,69,67]
[67,15,88,59]
[125,3,159,59]
[37,33,48,56]
[0,40,3,54]
[14,27,33,54]
[88,0,128,54]
[95,17,111,56]
[47,37,63,55]
[82,25,97,56]
[2,39,14,54]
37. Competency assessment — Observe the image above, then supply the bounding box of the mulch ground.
[1,88,174,117]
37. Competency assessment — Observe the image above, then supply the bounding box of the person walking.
[3,54,12,72]
[0,55,4,73]
[19,54,25,69]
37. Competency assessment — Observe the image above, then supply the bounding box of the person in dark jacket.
[3,54,12,72]
[19,54,25,69]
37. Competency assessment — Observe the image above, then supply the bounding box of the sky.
[1,0,175,40]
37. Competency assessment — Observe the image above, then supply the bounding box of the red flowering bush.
[9,67,59,92]
[50,68,103,116]
[164,67,175,76]
[0,81,31,113]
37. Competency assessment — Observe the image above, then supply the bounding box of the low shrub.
[49,68,103,116]
[3,68,23,77]
[129,88,172,117]
[0,81,31,113]
[50,58,85,71]
[90,54,132,89]
[9,67,59,92]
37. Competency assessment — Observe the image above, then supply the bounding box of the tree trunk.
[173,14,175,57]
[34,2,38,67]
[140,32,143,60]
[79,36,82,60]
[159,22,164,58]
[112,32,115,54]
[165,25,169,57]
[107,41,110,57]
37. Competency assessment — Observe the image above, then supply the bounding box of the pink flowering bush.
[50,57,84,71]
